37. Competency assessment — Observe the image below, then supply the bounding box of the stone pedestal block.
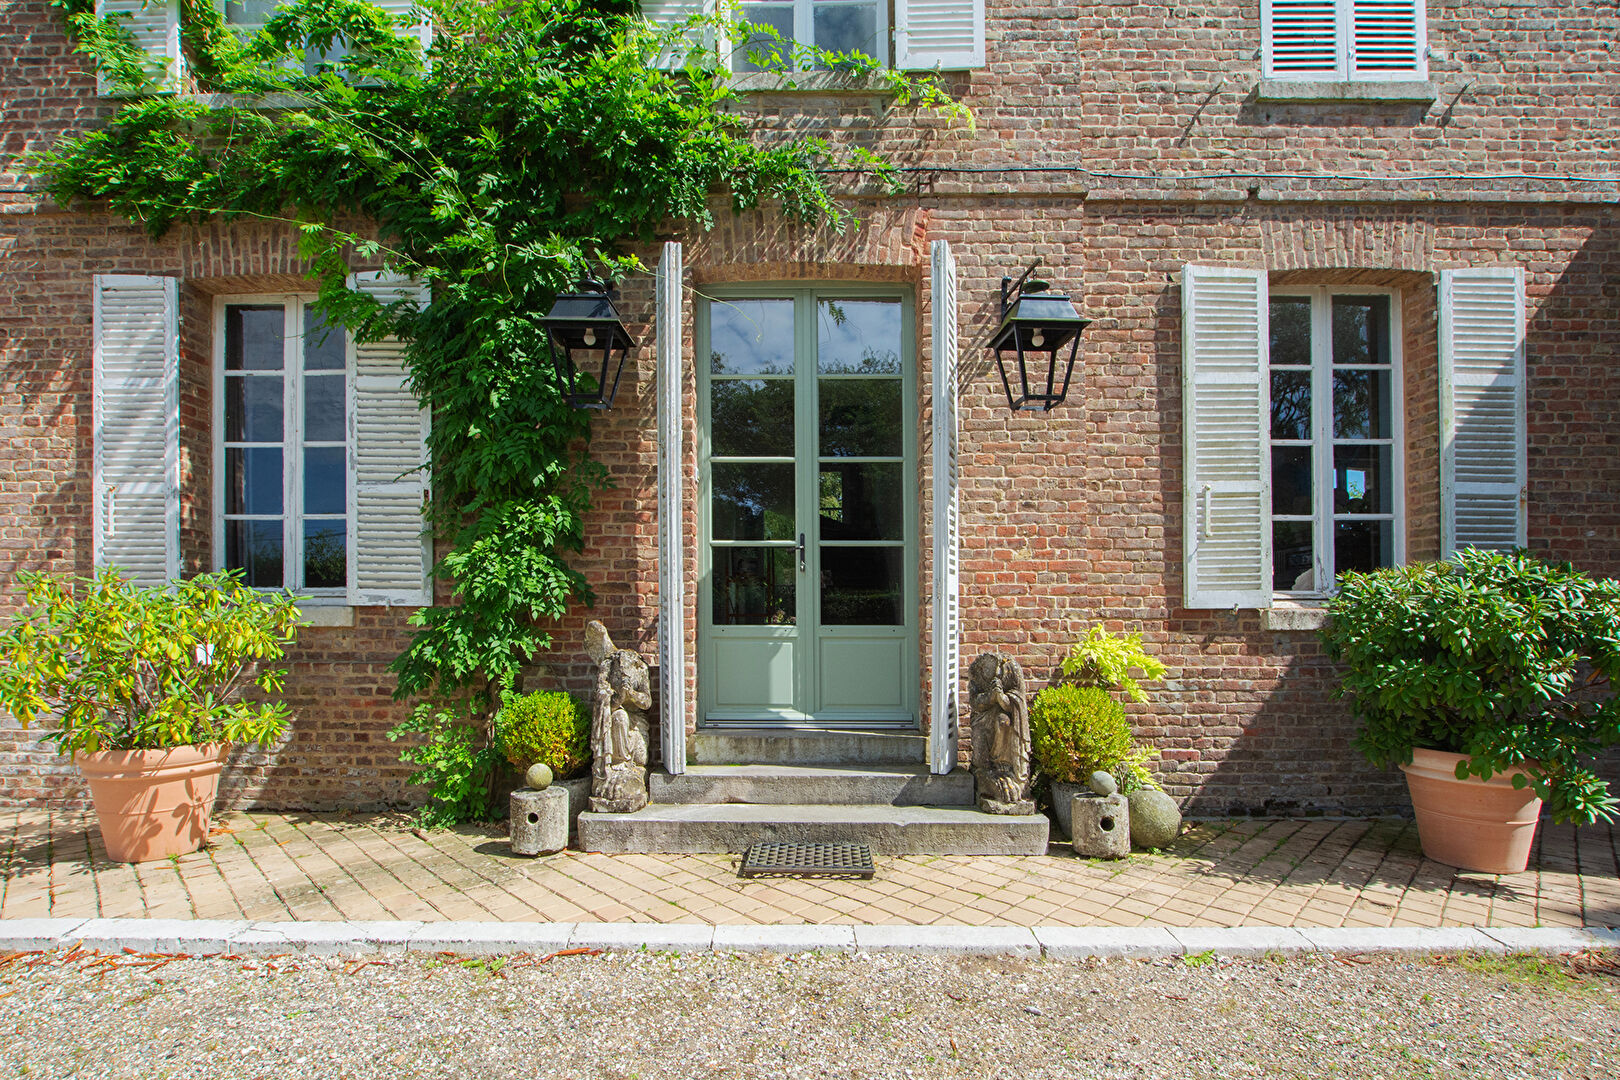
[1070,792,1130,859]
[510,786,570,856]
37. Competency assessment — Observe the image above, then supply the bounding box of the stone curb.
[1,919,1615,959]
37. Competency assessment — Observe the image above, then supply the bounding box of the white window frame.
[1268,286,1406,599]
[1261,0,1429,82]
[734,0,890,70]
[212,293,354,601]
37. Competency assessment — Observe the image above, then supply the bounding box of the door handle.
[797,533,806,573]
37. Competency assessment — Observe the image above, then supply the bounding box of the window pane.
[224,374,283,442]
[737,4,794,72]
[303,305,345,370]
[819,378,902,457]
[712,462,795,541]
[224,0,280,26]
[817,299,901,375]
[813,3,879,64]
[1332,369,1392,440]
[821,546,903,625]
[1335,520,1395,577]
[713,547,795,625]
[224,306,283,371]
[710,299,795,375]
[1332,296,1391,367]
[1271,446,1313,517]
[226,519,284,587]
[304,373,345,442]
[1270,370,1311,440]
[303,445,346,515]
[1269,298,1311,367]
[819,462,902,541]
[1273,521,1315,592]
[1333,445,1394,515]
[225,447,283,516]
[303,520,347,589]
[711,379,794,457]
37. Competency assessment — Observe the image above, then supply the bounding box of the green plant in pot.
[0,569,301,862]
[1322,549,1620,874]
[496,688,593,839]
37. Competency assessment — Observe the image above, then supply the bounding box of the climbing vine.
[39,0,962,822]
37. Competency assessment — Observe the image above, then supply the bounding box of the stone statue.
[585,620,652,814]
[967,652,1035,815]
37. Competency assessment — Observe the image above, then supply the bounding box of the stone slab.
[345,920,425,954]
[854,925,1040,957]
[713,924,857,953]
[63,917,248,955]
[1033,926,1182,959]
[407,921,575,956]
[1481,927,1620,954]
[690,728,926,766]
[1171,927,1315,956]
[651,764,975,807]
[232,921,382,956]
[569,923,715,953]
[1300,927,1505,955]
[0,918,87,950]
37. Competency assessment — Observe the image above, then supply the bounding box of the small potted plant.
[497,687,593,847]
[1322,549,1620,874]
[0,569,300,862]
[1030,683,1158,839]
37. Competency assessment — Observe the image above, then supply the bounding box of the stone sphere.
[525,762,554,790]
[1087,770,1119,797]
[1128,787,1182,849]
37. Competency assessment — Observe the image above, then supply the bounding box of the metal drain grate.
[739,841,875,879]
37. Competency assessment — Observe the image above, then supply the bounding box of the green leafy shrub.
[1030,685,1157,791]
[0,569,301,754]
[388,695,504,827]
[497,690,590,780]
[1321,549,1620,824]
[1060,626,1167,703]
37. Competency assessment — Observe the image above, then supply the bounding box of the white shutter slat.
[93,274,179,586]
[1441,268,1526,554]
[1351,0,1425,77]
[656,242,687,776]
[1182,265,1271,609]
[641,0,723,70]
[1263,0,1342,77]
[94,0,183,93]
[346,271,432,606]
[368,0,434,54]
[895,0,985,71]
[929,239,961,775]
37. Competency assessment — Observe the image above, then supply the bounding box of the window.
[215,296,351,596]
[1268,289,1404,594]
[1262,0,1427,81]
[736,0,887,70]
[219,0,430,75]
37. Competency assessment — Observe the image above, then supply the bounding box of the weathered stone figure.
[967,652,1035,815]
[585,620,653,813]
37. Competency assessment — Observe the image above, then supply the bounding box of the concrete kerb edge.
[2,919,1617,959]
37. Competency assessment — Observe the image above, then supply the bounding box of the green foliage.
[496,689,591,779]
[1029,684,1157,790]
[386,695,504,827]
[0,569,301,755]
[1321,549,1620,825]
[1059,625,1168,703]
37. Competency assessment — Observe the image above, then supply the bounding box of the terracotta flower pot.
[77,744,228,863]
[1399,747,1542,875]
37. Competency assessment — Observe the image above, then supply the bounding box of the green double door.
[698,288,918,728]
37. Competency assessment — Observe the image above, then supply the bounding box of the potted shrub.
[496,688,593,838]
[0,569,300,862]
[1322,549,1620,874]
[1030,683,1158,840]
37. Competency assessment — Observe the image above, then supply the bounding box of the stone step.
[690,727,927,766]
[576,803,1049,855]
[650,765,976,806]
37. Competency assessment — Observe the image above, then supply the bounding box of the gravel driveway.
[3,947,1617,1079]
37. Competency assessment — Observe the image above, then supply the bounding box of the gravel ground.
[2,946,1617,1079]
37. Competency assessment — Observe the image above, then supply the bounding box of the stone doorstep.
[649,764,976,807]
[689,728,927,766]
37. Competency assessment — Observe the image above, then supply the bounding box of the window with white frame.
[736,0,887,70]
[1262,0,1427,81]
[216,297,351,595]
[1268,289,1404,594]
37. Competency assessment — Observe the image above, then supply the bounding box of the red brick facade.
[2,0,1616,813]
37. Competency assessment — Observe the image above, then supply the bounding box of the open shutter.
[93,274,179,586]
[895,0,985,70]
[1440,267,1527,554]
[929,240,961,774]
[641,0,723,70]
[1182,265,1272,609]
[1350,0,1425,78]
[94,0,183,93]
[346,272,432,607]
[369,0,434,55]
[1263,0,1343,78]
[656,243,687,775]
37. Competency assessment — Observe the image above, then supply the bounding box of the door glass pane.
[819,462,902,541]
[1270,370,1311,440]
[1273,521,1315,592]
[1335,520,1395,577]
[303,373,345,443]
[817,299,901,374]
[224,375,283,442]
[1271,446,1312,517]
[224,306,284,370]
[1332,296,1391,366]
[713,547,795,625]
[1269,298,1312,368]
[226,520,283,587]
[303,305,345,370]
[737,4,794,71]
[303,446,346,515]
[225,447,283,516]
[1333,445,1394,515]
[711,378,794,457]
[710,299,795,374]
[819,378,902,457]
[303,520,346,589]
[813,3,879,65]
[712,462,795,541]
[1332,369,1392,439]
[821,546,903,625]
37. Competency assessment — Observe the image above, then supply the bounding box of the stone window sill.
[299,605,357,628]
[1255,79,1437,104]
[1261,601,1330,632]
[727,71,897,95]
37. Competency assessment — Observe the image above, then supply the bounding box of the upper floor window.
[1262,0,1428,81]
[736,0,888,70]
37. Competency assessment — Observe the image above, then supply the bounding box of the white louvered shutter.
[94,0,183,93]
[1263,0,1343,78]
[1182,265,1271,609]
[1440,267,1527,554]
[346,272,432,606]
[93,274,179,586]
[929,240,961,774]
[1350,0,1425,78]
[895,0,985,70]
[641,0,722,70]
[369,0,434,55]
[656,242,687,775]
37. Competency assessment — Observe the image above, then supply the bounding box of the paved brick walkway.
[2,811,1617,928]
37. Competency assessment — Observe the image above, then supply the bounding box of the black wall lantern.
[987,264,1091,412]
[539,278,638,410]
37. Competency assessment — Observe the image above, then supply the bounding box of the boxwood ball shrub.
[1030,685,1156,792]
[497,690,590,780]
